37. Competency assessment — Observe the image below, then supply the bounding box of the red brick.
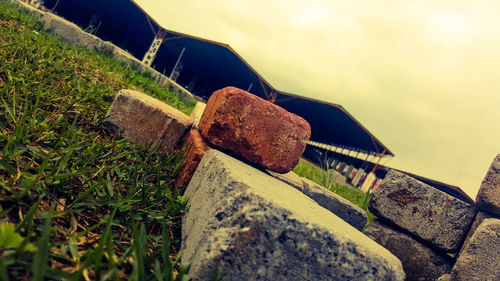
[105,89,192,153]
[176,129,211,187]
[198,87,311,173]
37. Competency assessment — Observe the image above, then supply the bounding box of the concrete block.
[9,0,46,19]
[176,88,195,103]
[105,89,192,153]
[436,274,451,281]
[266,170,304,192]
[301,177,368,230]
[267,171,368,230]
[476,154,500,216]
[369,170,476,253]
[458,211,499,259]
[189,102,206,128]
[41,13,108,51]
[450,218,500,281]
[198,87,311,173]
[329,169,347,186]
[182,150,405,281]
[364,220,453,281]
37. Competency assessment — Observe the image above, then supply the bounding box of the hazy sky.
[135,0,500,198]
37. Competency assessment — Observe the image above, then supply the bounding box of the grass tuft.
[0,1,195,279]
[293,158,376,226]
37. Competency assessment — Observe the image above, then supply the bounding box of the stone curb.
[267,171,368,230]
[182,149,405,281]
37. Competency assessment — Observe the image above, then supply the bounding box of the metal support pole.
[270,91,279,103]
[170,47,186,80]
[370,149,386,174]
[142,32,165,67]
[259,78,271,100]
[360,153,370,170]
[51,0,61,11]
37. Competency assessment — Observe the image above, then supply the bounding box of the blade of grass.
[0,159,17,175]
[55,145,75,175]
[94,207,117,280]
[154,259,164,281]
[0,259,8,281]
[15,198,42,232]
[32,214,52,281]
[161,221,172,281]
[131,220,146,281]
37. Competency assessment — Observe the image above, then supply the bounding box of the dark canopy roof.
[43,0,393,157]
[152,32,274,101]
[274,92,392,156]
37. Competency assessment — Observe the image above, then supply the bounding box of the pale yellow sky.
[135,0,500,199]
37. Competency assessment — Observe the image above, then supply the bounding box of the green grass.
[293,158,376,226]
[0,2,196,279]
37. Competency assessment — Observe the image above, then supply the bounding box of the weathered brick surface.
[183,150,405,281]
[476,154,500,216]
[176,129,211,187]
[105,89,192,153]
[364,220,453,281]
[451,218,500,281]
[369,170,477,253]
[198,87,311,173]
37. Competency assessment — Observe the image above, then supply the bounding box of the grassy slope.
[293,158,375,225]
[0,2,195,280]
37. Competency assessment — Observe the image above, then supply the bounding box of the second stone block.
[369,170,476,253]
[105,89,192,153]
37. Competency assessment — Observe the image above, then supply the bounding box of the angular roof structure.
[273,92,392,156]
[43,0,393,157]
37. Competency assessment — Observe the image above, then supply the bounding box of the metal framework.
[141,29,166,67]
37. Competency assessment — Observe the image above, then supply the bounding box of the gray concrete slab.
[364,220,453,281]
[182,150,405,281]
[301,177,368,230]
[451,218,500,281]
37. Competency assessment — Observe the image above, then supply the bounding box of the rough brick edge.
[176,129,212,187]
